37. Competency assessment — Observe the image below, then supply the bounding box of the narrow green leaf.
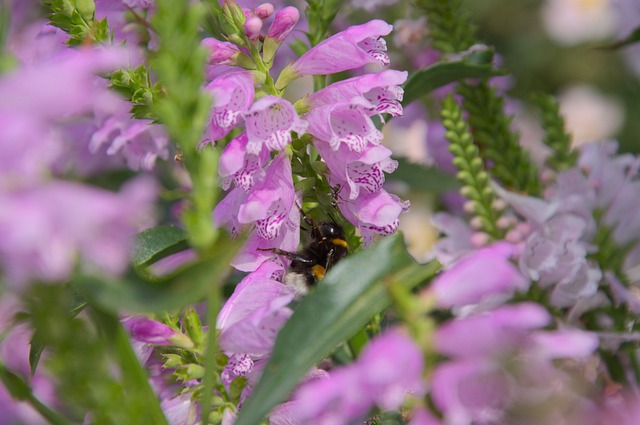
[388,157,460,192]
[234,233,440,425]
[28,339,44,377]
[29,286,87,376]
[88,309,169,425]
[402,60,505,105]
[132,225,189,267]
[78,234,240,313]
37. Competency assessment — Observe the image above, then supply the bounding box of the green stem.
[248,44,278,95]
[182,146,220,253]
[200,279,223,425]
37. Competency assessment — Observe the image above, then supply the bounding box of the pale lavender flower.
[496,184,601,308]
[89,100,170,171]
[244,96,308,154]
[201,70,255,147]
[8,22,68,65]
[431,213,475,264]
[292,329,424,425]
[431,303,599,425]
[0,48,127,186]
[429,242,529,308]
[0,48,125,118]
[286,20,392,77]
[0,112,63,187]
[579,141,640,245]
[0,177,157,289]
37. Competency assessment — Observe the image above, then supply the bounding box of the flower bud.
[266,6,299,43]
[244,16,263,41]
[263,6,300,65]
[201,38,240,65]
[254,3,275,19]
[123,316,193,349]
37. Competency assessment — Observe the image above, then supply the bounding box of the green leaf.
[29,288,87,376]
[388,157,460,192]
[77,234,240,313]
[234,233,440,425]
[131,225,189,267]
[402,59,505,105]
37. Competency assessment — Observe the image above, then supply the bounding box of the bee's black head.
[316,222,345,239]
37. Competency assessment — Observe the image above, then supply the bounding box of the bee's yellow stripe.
[331,238,348,249]
[311,264,326,280]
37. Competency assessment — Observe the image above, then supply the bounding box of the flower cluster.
[0,18,158,289]
[199,3,412,419]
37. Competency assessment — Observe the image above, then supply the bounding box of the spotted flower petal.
[201,70,254,147]
[244,96,307,154]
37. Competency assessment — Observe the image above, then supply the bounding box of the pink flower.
[305,70,407,152]
[288,20,392,76]
[244,96,308,154]
[315,142,398,199]
[201,70,255,147]
[0,177,157,289]
[429,242,529,308]
[339,188,409,246]
[292,329,424,425]
[308,70,407,117]
[218,132,270,191]
[214,153,300,271]
[217,260,295,357]
[308,102,383,152]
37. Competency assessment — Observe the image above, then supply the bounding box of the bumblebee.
[265,210,349,296]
